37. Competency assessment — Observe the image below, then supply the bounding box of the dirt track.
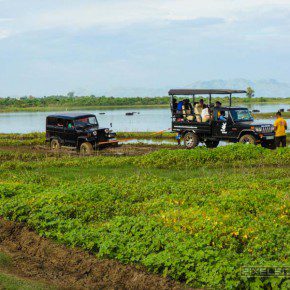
[0,218,192,290]
[0,143,179,157]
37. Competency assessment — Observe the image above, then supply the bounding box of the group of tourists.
[172,98,224,122]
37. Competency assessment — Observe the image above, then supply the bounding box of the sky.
[0,0,290,96]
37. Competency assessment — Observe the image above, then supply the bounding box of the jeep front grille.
[261,125,273,133]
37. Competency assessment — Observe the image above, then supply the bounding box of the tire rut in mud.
[0,218,192,290]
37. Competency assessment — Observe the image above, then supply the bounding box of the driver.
[218,111,227,121]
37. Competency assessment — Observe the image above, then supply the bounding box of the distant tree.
[246,87,255,99]
[67,91,75,98]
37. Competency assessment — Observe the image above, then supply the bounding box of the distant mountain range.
[88,79,290,98]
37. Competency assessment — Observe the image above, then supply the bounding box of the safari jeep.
[46,113,117,154]
[169,89,275,149]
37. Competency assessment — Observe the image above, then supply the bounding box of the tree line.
[0,94,287,109]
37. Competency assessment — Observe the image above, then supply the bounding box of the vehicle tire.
[205,140,219,148]
[261,141,276,150]
[239,134,257,145]
[80,142,93,155]
[184,132,199,149]
[50,139,61,151]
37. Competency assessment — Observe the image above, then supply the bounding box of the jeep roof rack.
[168,89,247,106]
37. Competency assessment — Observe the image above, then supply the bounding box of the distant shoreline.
[0,99,289,114]
[0,107,289,119]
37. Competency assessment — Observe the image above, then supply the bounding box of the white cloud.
[0,29,10,39]
[1,0,289,35]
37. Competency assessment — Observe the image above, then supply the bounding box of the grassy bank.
[252,111,290,119]
[0,145,289,289]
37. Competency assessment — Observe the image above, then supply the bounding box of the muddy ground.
[0,218,193,290]
[0,143,180,157]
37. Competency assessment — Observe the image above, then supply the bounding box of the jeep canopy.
[168,89,246,95]
[168,89,247,106]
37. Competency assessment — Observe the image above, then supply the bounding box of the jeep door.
[212,109,233,139]
[54,118,65,143]
[64,119,77,146]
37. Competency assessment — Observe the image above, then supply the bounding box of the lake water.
[0,103,289,134]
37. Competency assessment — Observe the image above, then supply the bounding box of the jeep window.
[230,109,253,122]
[56,119,64,127]
[47,117,57,126]
[74,116,98,127]
[215,110,230,122]
[65,120,74,129]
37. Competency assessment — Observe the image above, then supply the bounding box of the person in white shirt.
[201,105,211,122]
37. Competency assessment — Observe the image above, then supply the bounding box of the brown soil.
[0,143,179,157]
[0,218,192,290]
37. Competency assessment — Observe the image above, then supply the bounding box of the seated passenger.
[215,101,222,118]
[194,99,204,113]
[182,99,194,121]
[176,100,184,117]
[194,100,203,122]
[215,101,222,108]
[218,111,227,121]
[201,105,211,122]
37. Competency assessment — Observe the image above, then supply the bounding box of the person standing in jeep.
[274,112,287,147]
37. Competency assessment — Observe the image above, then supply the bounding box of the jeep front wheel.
[239,134,257,145]
[51,139,60,151]
[184,132,199,149]
[261,141,276,150]
[80,142,93,155]
[205,140,219,148]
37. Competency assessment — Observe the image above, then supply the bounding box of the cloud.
[0,29,10,39]
[1,0,289,37]
[0,0,290,95]
[169,17,226,28]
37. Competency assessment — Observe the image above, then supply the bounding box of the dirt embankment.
[0,218,192,290]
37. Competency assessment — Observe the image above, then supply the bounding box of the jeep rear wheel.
[239,134,257,145]
[51,139,60,151]
[184,132,199,149]
[205,140,219,148]
[80,142,93,155]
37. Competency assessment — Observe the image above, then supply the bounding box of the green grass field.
[0,144,289,289]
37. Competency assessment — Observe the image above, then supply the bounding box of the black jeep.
[169,89,275,149]
[46,113,117,154]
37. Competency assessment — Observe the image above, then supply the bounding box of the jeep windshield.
[74,116,98,128]
[230,109,253,122]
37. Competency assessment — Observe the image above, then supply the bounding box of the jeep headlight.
[105,128,110,134]
[254,127,262,133]
[93,130,98,136]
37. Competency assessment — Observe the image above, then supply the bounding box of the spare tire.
[184,132,199,149]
